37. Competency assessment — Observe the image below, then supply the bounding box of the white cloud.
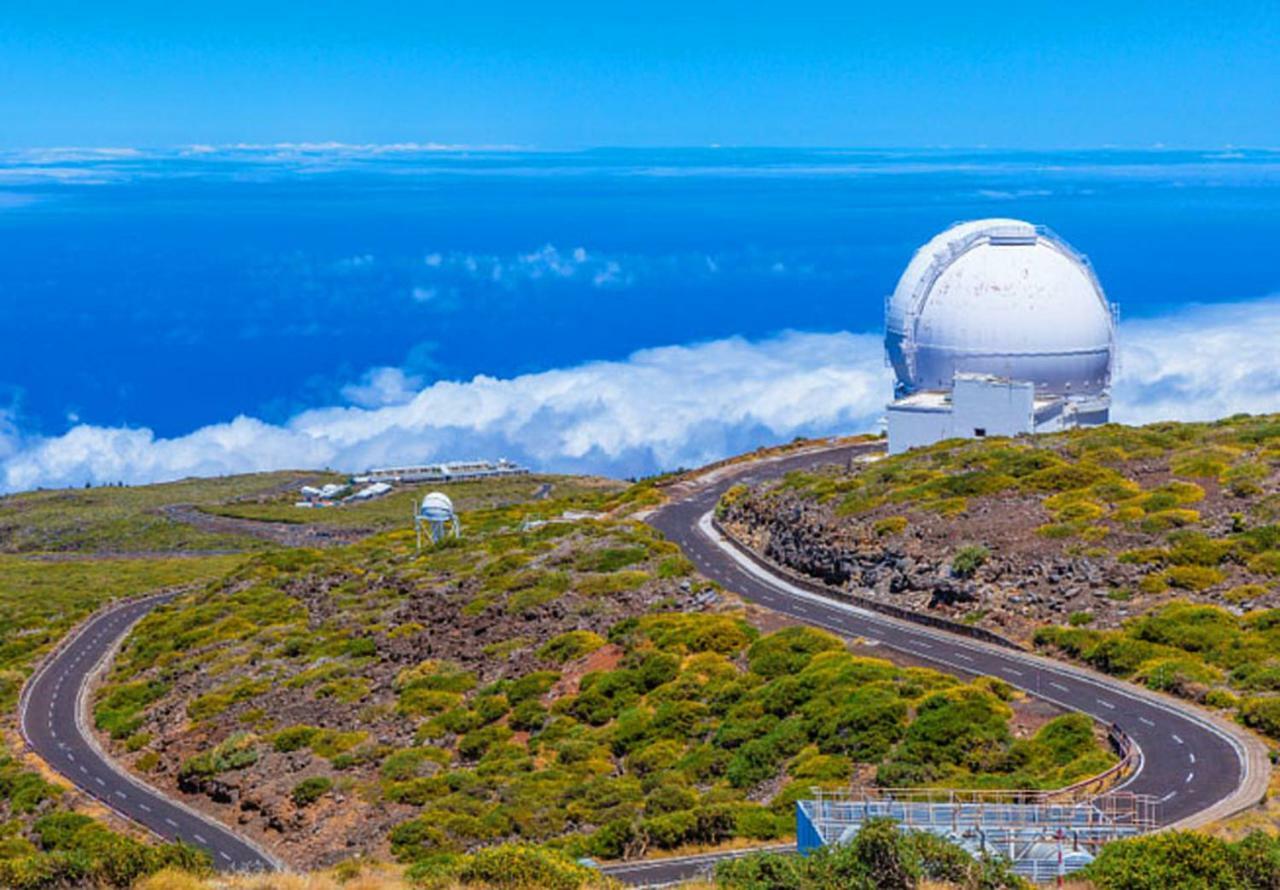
[3,294,1279,493]
[0,331,887,491]
[1112,296,1280,425]
[340,367,425,408]
[408,243,636,296]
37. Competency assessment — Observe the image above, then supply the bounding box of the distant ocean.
[2,146,1279,444]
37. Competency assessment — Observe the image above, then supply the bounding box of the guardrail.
[711,516,1026,651]
[1048,724,1140,803]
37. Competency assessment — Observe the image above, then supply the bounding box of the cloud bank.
[2,295,1278,492]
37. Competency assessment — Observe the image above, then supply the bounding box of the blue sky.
[2,7,1279,490]
[3,1,1278,148]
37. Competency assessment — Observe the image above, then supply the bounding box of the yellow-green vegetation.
[200,474,623,530]
[0,472,319,553]
[0,554,240,888]
[130,845,616,890]
[780,414,1278,514]
[382,622,1107,867]
[874,516,909,537]
[93,499,1111,874]
[741,417,1280,624]
[717,818,1026,889]
[0,554,246,713]
[1036,599,1280,738]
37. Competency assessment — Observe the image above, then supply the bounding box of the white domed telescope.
[884,219,1117,454]
[415,491,460,548]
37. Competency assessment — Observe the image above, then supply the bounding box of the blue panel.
[796,802,824,853]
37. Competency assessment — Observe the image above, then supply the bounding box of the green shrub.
[873,516,909,537]
[458,843,598,890]
[574,546,648,573]
[746,625,844,678]
[1084,829,1280,890]
[1240,697,1280,739]
[951,545,989,579]
[291,776,333,807]
[1165,565,1226,591]
[537,630,607,664]
[179,732,259,779]
[273,725,320,752]
[94,680,169,740]
[1248,551,1280,577]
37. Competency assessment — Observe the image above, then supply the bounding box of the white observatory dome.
[419,492,456,520]
[885,219,1114,396]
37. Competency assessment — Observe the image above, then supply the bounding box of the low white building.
[886,373,1111,455]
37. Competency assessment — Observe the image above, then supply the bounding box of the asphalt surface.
[20,441,1253,886]
[20,592,279,872]
[604,441,1250,886]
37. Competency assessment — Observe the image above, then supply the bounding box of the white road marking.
[140,803,152,813]
[194,834,207,844]
[1002,667,1024,677]
[1139,717,1155,726]
[955,653,974,662]
[220,852,233,862]
[1049,682,1070,692]
[95,777,105,786]
[1190,753,1196,764]
[1172,734,1184,745]
[1097,699,1116,709]
[1186,772,1195,784]
[165,818,178,828]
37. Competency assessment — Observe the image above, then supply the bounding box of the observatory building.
[884,219,1116,455]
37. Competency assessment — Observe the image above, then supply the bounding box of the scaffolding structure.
[797,786,1158,882]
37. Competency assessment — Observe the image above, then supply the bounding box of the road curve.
[19,442,1266,886]
[19,592,280,872]
[605,441,1267,886]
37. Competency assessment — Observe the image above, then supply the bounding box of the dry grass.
[136,864,416,890]
[1205,760,1280,840]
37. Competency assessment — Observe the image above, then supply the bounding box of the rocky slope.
[720,417,1280,642]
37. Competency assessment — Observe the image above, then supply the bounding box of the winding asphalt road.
[19,592,280,871]
[606,441,1266,885]
[19,441,1265,885]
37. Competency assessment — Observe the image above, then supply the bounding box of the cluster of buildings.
[353,458,528,485]
[295,458,529,508]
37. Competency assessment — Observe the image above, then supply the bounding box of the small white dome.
[419,491,456,519]
[886,219,1114,396]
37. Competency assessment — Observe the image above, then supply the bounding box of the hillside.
[89,484,1111,874]
[6,424,1275,888]
[719,415,1280,743]
[0,471,630,887]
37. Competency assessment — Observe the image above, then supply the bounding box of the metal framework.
[415,493,461,548]
[798,787,1158,881]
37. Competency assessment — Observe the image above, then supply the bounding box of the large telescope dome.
[885,219,1115,396]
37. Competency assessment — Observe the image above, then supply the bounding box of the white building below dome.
[885,220,1116,455]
